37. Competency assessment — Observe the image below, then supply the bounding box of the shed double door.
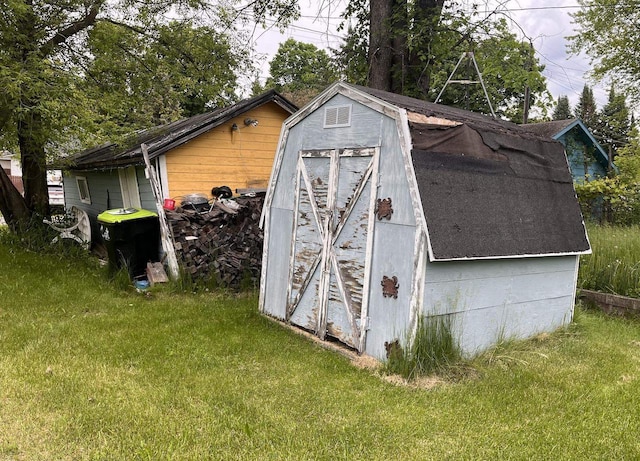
[287,147,377,352]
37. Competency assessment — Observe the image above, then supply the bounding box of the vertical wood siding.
[375,116,417,227]
[164,103,290,200]
[365,223,418,359]
[298,94,383,151]
[270,126,303,211]
[261,207,295,319]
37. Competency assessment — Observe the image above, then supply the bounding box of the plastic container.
[163,198,175,210]
[97,208,160,277]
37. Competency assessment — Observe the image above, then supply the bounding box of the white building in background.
[0,151,64,206]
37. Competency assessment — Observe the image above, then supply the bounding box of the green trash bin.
[97,208,160,278]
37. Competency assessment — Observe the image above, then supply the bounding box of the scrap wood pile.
[166,195,265,288]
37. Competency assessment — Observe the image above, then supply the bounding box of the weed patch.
[579,224,640,297]
[383,314,463,381]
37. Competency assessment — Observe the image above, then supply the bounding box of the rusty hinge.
[381,275,399,299]
[384,340,402,359]
[375,197,393,220]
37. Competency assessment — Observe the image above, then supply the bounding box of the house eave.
[427,248,592,263]
[68,90,298,171]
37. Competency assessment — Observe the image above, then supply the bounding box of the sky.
[246,0,610,111]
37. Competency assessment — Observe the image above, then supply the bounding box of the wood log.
[166,196,265,288]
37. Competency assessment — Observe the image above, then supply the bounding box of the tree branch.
[40,1,103,58]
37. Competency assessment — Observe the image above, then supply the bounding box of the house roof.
[521,118,610,168]
[520,118,576,138]
[68,90,297,171]
[304,84,591,260]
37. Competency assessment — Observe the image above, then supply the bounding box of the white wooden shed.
[259,82,591,360]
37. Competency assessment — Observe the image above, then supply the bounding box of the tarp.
[410,121,590,259]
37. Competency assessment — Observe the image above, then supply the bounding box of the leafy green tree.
[84,20,246,131]
[263,38,339,105]
[553,95,573,120]
[575,125,640,225]
[0,0,298,231]
[570,0,640,104]
[333,24,369,86]
[431,20,551,122]
[337,2,551,120]
[613,127,640,183]
[575,84,598,130]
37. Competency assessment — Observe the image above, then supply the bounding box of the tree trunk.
[369,0,444,97]
[18,113,50,217]
[0,167,31,232]
[390,0,408,94]
[368,0,394,91]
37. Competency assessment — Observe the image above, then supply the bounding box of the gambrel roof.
[68,90,297,171]
[356,86,591,260]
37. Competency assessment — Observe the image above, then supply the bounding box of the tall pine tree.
[553,95,573,120]
[598,84,631,160]
[575,85,598,130]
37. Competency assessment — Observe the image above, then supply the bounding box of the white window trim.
[76,176,91,204]
[158,155,170,199]
[118,166,142,209]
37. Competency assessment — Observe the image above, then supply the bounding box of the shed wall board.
[64,170,123,215]
[64,169,123,242]
[62,171,78,206]
[260,206,294,319]
[375,115,416,227]
[365,222,418,359]
[421,255,578,355]
[64,167,157,243]
[423,255,577,283]
[299,95,384,150]
[271,125,303,211]
[452,297,573,355]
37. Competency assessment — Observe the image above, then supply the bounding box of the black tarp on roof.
[355,85,591,260]
[68,90,297,170]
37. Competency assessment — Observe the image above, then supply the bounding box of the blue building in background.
[522,118,611,182]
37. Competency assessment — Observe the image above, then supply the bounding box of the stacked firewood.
[166,195,265,288]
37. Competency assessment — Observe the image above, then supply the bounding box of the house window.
[324,105,352,128]
[76,176,91,204]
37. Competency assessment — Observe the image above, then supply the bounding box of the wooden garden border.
[579,289,640,318]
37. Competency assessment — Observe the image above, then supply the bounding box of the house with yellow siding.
[63,90,296,242]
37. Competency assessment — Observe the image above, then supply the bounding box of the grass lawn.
[1,243,640,460]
